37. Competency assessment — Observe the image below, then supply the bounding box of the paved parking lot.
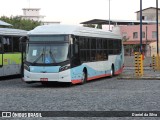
[0,72,160,119]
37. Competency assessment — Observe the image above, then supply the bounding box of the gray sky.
[0,0,159,25]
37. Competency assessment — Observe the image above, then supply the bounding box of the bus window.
[0,37,2,52]
[13,37,20,52]
[3,37,12,53]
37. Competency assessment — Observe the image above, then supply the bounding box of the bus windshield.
[26,43,69,64]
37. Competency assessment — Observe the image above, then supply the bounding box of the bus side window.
[13,37,20,52]
[75,44,78,54]
[0,37,3,53]
[3,37,12,53]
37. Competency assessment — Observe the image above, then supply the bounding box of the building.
[81,7,160,56]
[20,8,45,21]
[20,8,60,25]
[117,24,157,56]
[136,7,160,21]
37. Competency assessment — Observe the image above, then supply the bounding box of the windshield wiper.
[49,49,56,63]
[33,48,44,64]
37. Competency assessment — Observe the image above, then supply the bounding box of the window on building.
[142,32,145,38]
[133,32,138,39]
[152,31,157,38]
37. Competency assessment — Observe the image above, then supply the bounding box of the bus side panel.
[114,55,124,75]
[84,62,112,81]
[71,61,112,84]
[2,53,21,76]
[71,65,84,84]
[71,54,124,84]
[114,48,124,75]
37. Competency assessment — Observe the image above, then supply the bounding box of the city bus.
[0,28,27,77]
[23,24,124,85]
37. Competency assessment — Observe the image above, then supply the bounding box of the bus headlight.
[59,64,70,72]
[24,64,30,71]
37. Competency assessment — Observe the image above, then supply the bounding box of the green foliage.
[0,16,41,30]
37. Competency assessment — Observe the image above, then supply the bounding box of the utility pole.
[145,26,148,56]
[156,0,159,55]
[28,0,30,8]
[156,0,160,70]
[140,0,142,54]
[109,0,111,31]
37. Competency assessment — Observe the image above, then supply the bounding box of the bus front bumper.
[23,69,71,83]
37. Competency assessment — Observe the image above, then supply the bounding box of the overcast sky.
[0,0,159,25]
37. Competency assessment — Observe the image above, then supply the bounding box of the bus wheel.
[110,65,115,77]
[81,70,87,84]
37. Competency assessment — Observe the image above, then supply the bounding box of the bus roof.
[28,24,121,39]
[0,28,27,36]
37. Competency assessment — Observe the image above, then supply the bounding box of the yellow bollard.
[152,55,156,71]
[134,52,144,77]
[156,54,160,70]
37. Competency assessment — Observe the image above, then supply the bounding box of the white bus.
[22,24,124,85]
[0,28,27,77]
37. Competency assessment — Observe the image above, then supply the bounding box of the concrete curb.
[117,77,160,80]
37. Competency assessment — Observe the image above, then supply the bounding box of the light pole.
[156,0,159,55]
[28,0,30,8]
[156,0,160,70]
[109,0,111,31]
[140,0,143,54]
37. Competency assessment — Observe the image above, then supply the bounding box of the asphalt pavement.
[0,75,160,120]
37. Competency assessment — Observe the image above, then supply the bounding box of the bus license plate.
[40,78,48,81]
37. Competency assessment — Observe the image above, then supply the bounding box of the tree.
[0,16,41,30]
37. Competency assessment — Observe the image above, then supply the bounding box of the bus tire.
[81,70,87,84]
[110,65,115,77]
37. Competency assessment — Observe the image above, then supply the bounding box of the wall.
[119,24,156,41]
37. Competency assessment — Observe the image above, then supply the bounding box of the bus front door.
[71,38,81,67]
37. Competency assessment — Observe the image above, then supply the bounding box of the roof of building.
[28,24,121,39]
[80,19,157,25]
[0,20,12,26]
[135,7,160,13]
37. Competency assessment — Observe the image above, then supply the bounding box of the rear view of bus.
[23,24,124,85]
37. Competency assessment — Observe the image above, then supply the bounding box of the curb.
[117,77,160,80]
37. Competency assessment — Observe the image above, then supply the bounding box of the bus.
[22,24,124,85]
[0,28,27,77]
